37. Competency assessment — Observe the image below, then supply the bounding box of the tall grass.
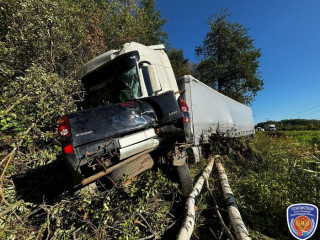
[224,132,319,239]
[1,130,319,239]
[285,130,320,146]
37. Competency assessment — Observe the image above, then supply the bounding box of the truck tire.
[110,154,154,182]
[176,164,193,197]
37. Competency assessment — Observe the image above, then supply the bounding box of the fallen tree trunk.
[216,157,251,240]
[177,157,215,240]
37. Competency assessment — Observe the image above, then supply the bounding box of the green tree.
[139,0,168,45]
[167,48,193,78]
[195,10,263,105]
[103,0,167,49]
[0,0,108,82]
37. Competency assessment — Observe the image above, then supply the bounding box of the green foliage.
[139,0,168,45]
[0,64,76,157]
[1,168,179,239]
[195,10,263,105]
[167,48,193,78]
[221,132,320,239]
[1,0,168,82]
[257,119,320,131]
[1,0,103,81]
[285,130,320,146]
[103,0,168,49]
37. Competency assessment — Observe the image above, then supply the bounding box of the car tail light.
[178,98,189,113]
[183,117,189,123]
[178,98,193,143]
[58,116,70,137]
[178,98,191,124]
[64,144,74,154]
[121,102,134,107]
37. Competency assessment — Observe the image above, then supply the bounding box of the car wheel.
[176,163,193,197]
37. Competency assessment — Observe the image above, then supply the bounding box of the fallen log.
[177,157,215,240]
[216,157,251,240]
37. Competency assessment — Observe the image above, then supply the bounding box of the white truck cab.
[81,42,179,103]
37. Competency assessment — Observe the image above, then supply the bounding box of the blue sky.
[156,0,320,124]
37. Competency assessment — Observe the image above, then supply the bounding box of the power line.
[289,103,320,118]
[285,99,320,117]
[296,108,320,118]
[296,104,320,114]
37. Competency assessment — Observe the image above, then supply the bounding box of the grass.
[1,131,319,239]
[284,130,320,146]
[224,131,320,239]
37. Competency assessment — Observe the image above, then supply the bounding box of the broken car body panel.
[68,100,157,148]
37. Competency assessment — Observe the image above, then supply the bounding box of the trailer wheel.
[176,164,193,197]
[110,154,154,182]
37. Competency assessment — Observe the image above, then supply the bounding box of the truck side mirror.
[147,65,162,93]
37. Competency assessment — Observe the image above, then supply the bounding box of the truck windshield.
[81,56,142,109]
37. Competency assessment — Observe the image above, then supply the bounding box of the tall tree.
[167,48,193,78]
[0,0,108,82]
[139,0,168,45]
[103,0,168,49]
[195,10,263,105]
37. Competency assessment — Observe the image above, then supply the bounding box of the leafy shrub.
[0,64,77,162]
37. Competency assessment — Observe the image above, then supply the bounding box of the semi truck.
[264,124,276,131]
[58,42,254,195]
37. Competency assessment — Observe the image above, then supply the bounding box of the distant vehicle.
[264,124,276,131]
[256,127,265,131]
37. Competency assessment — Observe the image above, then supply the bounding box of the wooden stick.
[177,157,215,240]
[137,212,155,236]
[0,154,14,179]
[216,158,251,240]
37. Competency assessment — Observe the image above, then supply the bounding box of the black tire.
[176,164,193,197]
[110,154,154,182]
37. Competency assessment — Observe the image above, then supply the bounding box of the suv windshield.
[81,51,141,109]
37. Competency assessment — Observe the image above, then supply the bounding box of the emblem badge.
[287,203,318,239]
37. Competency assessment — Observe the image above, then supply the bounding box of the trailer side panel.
[178,75,254,145]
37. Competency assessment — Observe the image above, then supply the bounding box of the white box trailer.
[178,75,255,146]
